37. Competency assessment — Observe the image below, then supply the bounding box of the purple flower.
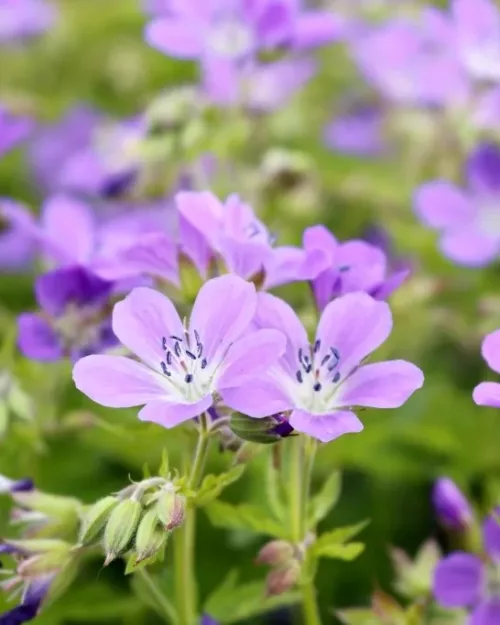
[473,330,500,408]
[72,275,286,427]
[0,200,36,272]
[433,507,500,624]
[221,291,424,443]
[304,225,409,311]
[28,106,102,192]
[0,107,33,156]
[17,266,117,362]
[414,144,500,267]
[0,475,33,494]
[323,104,386,158]
[0,0,56,44]
[432,478,473,530]
[0,575,51,624]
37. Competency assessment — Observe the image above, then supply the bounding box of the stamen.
[185,350,197,360]
[331,347,340,360]
[170,335,183,342]
[166,351,173,365]
[332,372,341,383]
[321,354,330,366]
[314,339,321,353]
[313,382,322,392]
[161,362,171,377]
[185,373,193,383]
[304,363,312,374]
[194,329,201,345]
[338,265,350,272]
[296,370,303,384]
[201,358,207,369]
[174,342,181,358]
[162,336,168,350]
[197,343,203,357]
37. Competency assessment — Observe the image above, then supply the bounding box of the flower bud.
[156,488,185,531]
[230,413,294,445]
[135,507,168,563]
[432,478,472,530]
[78,496,119,546]
[103,498,142,565]
[266,560,301,596]
[255,540,295,566]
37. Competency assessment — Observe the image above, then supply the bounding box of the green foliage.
[307,471,342,528]
[204,570,301,624]
[204,501,287,539]
[312,521,369,561]
[195,465,245,507]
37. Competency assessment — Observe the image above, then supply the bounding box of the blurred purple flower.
[433,507,500,624]
[324,104,386,157]
[0,575,51,624]
[0,107,33,156]
[303,225,409,311]
[0,475,33,494]
[222,291,424,443]
[0,0,56,44]
[0,200,36,272]
[414,144,500,267]
[17,266,117,362]
[28,106,102,192]
[473,329,500,408]
[73,275,286,428]
[432,477,472,530]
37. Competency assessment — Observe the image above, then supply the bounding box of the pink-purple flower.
[0,106,33,156]
[73,275,286,427]
[432,477,472,530]
[414,144,500,267]
[221,291,424,443]
[0,0,56,44]
[433,507,500,625]
[473,330,500,408]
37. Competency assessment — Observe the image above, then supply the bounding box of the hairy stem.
[137,568,177,624]
[174,414,211,625]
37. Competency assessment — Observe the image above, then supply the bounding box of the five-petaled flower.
[73,275,286,427]
[221,291,424,442]
[433,507,500,625]
[473,329,500,408]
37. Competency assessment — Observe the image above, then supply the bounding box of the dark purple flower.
[17,266,117,362]
[473,329,500,408]
[0,475,33,494]
[200,616,218,625]
[0,0,56,44]
[432,478,473,530]
[0,200,36,272]
[433,507,500,624]
[414,143,500,267]
[0,107,33,156]
[303,225,409,311]
[222,291,424,443]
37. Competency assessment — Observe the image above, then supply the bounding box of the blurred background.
[1,0,500,623]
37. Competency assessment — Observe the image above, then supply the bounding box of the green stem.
[289,435,304,542]
[174,414,211,625]
[301,576,322,625]
[137,568,177,624]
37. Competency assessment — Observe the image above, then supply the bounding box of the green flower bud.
[135,507,168,564]
[156,488,185,531]
[16,540,73,577]
[78,496,119,546]
[255,540,295,566]
[230,413,292,445]
[13,490,81,518]
[103,498,142,565]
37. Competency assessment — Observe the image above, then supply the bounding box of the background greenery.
[1,1,499,623]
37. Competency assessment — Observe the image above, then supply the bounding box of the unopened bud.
[78,496,119,546]
[16,541,72,577]
[156,488,185,531]
[103,498,142,565]
[135,507,168,563]
[230,413,293,445]
[266,560,300,596]
[255,540,295,566]
[432,478,472,530]
[13,490,81,518]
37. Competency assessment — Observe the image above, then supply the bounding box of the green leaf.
[315,520,369,547]
[124,543,166,575]
[159,448,170,479]
[142,463,151,479]
[204,569,300,624]
[336,608,382,625]
[204,501,287,538]
[131,569,177,624]
[307,471,341,528]
[313,541,365,561]
[195,465,245,507]
[265,451,285,522]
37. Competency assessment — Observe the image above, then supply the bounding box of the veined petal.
[176,191,224,249]
[316,292,392,378]
[112,287,184,370]
[220,376,293,417]
[219,235,272,280]
[289,409,363,443]
[138,395,213,428]
[335,361,424,409]
[73,355,172,407]
[190,275,256,363]
[481,329,500,374]
[254,292,308,371]
[217,329,286,389]
[473,381,500,407]
[433,553,484,608]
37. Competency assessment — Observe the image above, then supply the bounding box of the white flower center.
[207,18,254,59]
[158,329,216,403]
